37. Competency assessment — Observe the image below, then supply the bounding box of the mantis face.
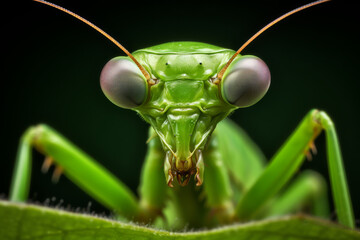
[100,42,271,187]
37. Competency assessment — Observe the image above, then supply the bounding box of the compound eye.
[221,56,271,107]
[100,57,148,109]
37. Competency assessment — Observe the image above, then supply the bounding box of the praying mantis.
[6,0,358,231]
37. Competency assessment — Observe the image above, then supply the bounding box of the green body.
[9,41,355,230]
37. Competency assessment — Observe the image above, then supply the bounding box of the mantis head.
[99,43,271,187]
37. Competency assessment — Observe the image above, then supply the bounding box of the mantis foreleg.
[203,138,234,225]
[138,128,167,221]
[236,109,354,228]
[9,124,139,219]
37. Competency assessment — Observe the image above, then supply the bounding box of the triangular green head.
[100,42,270,187]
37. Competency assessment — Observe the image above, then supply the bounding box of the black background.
[2,0,359,225]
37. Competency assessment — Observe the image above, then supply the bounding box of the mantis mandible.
[9,0,355,230]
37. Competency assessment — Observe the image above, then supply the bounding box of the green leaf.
[0,200,359,240]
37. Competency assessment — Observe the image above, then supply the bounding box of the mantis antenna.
[216,0,331,82]
[33,0,152,83]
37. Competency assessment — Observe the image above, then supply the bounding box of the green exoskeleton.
[10,0,355,230]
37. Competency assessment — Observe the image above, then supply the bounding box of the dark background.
[2,0,359,225]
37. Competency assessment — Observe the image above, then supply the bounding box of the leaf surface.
[0,200,359,240]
